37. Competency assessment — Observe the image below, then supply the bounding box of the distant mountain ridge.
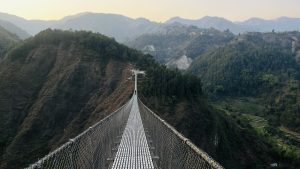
[0,12,54,36]
[165,16,245,34]
[0,12,162,42]
[167,16,300,33]
[236,17,300,32]
[52,12,162,42]
[0,20,30,39]
[0,25,20,59]
[0,12,300,41]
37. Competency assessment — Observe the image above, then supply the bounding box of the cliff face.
[0,30,134,168]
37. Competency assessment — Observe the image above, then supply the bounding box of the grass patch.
[212,97,265,115]
[241,114,268,132]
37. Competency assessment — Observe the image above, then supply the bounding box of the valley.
[0,10,300,169]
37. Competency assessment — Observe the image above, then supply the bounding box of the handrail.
[138,98,224,169]
[26,97,134,169]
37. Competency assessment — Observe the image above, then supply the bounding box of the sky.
[0,0,300,22]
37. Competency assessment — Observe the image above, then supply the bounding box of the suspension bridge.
[26,70,224,169]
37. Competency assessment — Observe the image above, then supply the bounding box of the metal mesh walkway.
[111,94,154,169]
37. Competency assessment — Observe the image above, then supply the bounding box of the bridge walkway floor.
[111,95,154,169]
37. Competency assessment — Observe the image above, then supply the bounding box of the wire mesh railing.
[138,98,224,169]
[26,97,133,169]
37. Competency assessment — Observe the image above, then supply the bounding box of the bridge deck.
[111,94,154,169]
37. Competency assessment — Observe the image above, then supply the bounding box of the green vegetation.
[187,31,300,168]
[261,73,279,87]
[189,32,298,95]
[189,32,300,131]
[138,66,202,99]
[213,97,300,168]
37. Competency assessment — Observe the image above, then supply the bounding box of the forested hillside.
[0,29,137,168]
[188,32,300,168]
[189,32,300,95]
[189,32,300,129]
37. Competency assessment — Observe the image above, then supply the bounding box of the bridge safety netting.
[138,99,224,169]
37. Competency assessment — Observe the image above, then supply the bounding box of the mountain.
[0,29,297,169]
[188,32,300,167]
[0,20,30,39]
[166,16,245,34]
[0,25,20,59]
[127,24,234,69]
[189,32,300,95]
[167,16,300,34]
[0,12,161,42]
[237,17,300,32]
[0,12,54,35]
[52,12,162,42]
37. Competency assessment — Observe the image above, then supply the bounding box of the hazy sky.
[1,0,300,22]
